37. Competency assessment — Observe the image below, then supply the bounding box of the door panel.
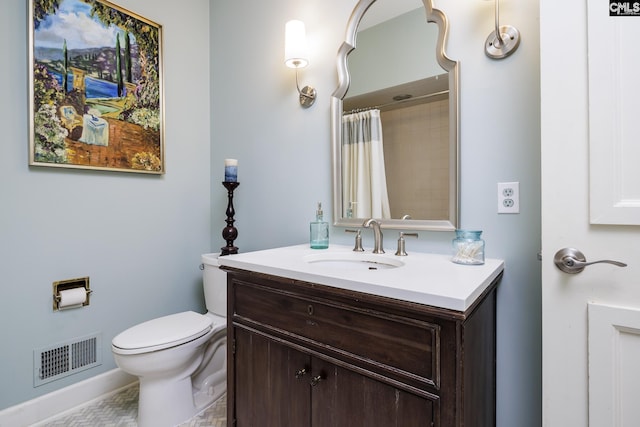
[311,357,435,427]
[587,0,640,225]
[588,303,640,426]
[234,329,310,427]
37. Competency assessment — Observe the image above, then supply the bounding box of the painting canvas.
[29,0,164,174]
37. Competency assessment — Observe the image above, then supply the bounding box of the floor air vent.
[34,333,102,386]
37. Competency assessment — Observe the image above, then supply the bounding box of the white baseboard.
[0,369,137,427]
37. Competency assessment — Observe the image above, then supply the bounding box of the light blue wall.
[0,0,540,425]
[0,0,211,409]
[211,1,541,426]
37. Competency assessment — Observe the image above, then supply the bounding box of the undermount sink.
[303,251,405,271]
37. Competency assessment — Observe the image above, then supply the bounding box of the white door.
[541,0,640,426]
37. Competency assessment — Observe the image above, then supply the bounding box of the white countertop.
[217,244,504,312]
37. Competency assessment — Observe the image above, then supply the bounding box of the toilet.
[112,253,227,427]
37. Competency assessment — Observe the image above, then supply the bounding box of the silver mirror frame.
[331,0,460,231]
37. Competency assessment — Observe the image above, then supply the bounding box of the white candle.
[224,159,238,182]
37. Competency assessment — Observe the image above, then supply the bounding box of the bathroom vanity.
[219,245,504,426]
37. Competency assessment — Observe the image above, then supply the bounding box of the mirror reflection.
[331,0,459,231]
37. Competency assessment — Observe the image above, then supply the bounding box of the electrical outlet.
[498,182,520,214]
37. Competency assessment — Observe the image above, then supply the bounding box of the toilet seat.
[112,311,212,355]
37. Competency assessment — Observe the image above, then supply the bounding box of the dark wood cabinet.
[233,328,310,426]
[310,357,435,426]
[225,268,501,427]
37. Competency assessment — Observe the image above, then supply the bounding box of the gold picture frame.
[29,0,164,174]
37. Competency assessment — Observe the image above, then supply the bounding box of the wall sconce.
[284,20,316,108]
[484,0,520,59]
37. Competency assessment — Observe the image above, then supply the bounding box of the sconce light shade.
[285,20,309,68]
[284,19,316,108]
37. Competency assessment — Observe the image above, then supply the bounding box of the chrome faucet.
[362,218,384,254]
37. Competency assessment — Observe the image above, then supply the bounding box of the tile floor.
[41,384,227,427]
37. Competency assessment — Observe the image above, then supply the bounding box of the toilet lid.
[112,311,212,354]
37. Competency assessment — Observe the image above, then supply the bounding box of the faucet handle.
[345,229,365,252]
[395,232,418,256]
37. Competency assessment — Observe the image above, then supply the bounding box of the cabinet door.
[234,328,311,426]
[311,357,436,427]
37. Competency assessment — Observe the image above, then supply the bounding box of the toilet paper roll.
[58,288,87,309]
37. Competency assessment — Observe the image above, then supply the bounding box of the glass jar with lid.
[451,230,485,265]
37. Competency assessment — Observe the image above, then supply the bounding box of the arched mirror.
[331,0,459,231]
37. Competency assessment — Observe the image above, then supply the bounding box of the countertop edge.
[218,244,505,312]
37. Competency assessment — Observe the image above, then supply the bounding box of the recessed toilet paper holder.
[53,277,92,311]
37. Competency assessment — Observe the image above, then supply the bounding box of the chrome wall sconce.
[284,20,316,108]
[484,0,520,59]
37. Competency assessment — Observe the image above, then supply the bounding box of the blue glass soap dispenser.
[310,202,329,249]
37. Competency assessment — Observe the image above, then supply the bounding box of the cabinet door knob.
[310,375,323,386]
[307,304,314,315]
[295,368,307,379]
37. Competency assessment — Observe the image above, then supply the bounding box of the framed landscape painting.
[29,0,164,174]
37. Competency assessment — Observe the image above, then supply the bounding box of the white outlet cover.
[498,182,520,214]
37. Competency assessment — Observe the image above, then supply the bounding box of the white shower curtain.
[342,109,391,219]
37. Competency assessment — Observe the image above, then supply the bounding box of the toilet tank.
[201,253,227,317]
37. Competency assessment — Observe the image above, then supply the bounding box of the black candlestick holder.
[221,181,240,256]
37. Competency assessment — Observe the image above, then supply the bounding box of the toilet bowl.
[112,253,227,427]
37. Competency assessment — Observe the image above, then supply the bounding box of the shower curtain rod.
[343,89,449,115]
